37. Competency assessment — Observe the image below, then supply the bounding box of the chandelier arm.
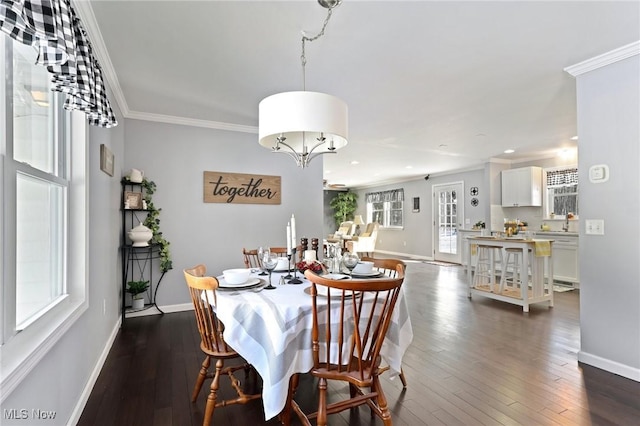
[307,150,337,163]
[306,139,330,156]
[272,140,304,162]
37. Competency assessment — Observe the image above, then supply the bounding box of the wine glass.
[342,252,360,278]
[262,252,278,290]
[257,246,268,275]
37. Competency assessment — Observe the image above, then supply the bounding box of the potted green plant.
[329,191,358,228]
[127,280,149,309]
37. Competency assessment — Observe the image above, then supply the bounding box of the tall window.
[2,36,87,395]
[11,41,69,329]
[366,189,404,228]
[546,168,579,217]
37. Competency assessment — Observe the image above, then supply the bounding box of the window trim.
[0,35,88,401]
[544,165,579,218]
[365,189,405,229]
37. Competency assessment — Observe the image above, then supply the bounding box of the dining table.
[206,268,413,421]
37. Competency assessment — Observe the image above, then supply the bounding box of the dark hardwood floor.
[78,261,640,425]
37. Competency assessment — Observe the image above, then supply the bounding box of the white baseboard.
[125,302,193,318]
[67,316,122,425]
[578,350,640,382]
[374,249,432,261]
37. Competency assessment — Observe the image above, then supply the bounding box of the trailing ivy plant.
[122,177,173,272]
[329,191,358,228]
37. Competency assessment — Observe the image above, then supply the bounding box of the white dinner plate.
[350,271,384,278]
[216,277,262,289]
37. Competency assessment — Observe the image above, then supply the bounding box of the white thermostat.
[589,164,609,183]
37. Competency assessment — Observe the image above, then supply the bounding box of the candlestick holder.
[284,253,293,279]
[288,247,303,284]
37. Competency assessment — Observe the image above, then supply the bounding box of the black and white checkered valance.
[547,168,578,187]
[365,188,404,204]
[0,0,117,127]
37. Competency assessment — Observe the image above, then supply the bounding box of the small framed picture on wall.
[100,144,114,176]
[413,197,420,213]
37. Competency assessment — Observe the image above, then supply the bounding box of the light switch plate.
[585,219,605,235]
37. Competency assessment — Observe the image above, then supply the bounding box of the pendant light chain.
[301,8,334,90]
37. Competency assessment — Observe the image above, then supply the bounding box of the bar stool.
[500,247,533,294]
[473,245,502,292]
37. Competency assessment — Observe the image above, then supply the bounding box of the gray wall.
[352,168,484,259]
[574,54,640,377]
[123,119,324,307]
[1,97,126,424]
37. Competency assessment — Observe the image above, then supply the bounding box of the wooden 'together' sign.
[203,171,281,205]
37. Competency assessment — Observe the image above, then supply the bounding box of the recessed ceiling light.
[405,165,413,169]
[571,135,578,140]
[504,149,515,154]
[350,160,359,165]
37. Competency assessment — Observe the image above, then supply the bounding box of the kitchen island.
[467,236,554,312]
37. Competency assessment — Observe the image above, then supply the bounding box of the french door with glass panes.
[433,182,464,264]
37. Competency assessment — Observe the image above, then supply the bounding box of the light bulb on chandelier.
[258,0,348,168]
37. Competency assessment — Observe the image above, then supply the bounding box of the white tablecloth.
[206,270,413,420]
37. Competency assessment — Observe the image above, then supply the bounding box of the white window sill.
[0,298,88,403]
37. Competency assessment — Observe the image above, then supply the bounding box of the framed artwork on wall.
[100,144,114,176]
[413,197,420,212]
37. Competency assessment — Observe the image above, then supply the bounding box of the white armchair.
[326,221,355,243]
[346,222,379,256]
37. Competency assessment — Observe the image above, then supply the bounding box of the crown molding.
[73,1,260,134]
[127,111,258,134]
[72,0,130,116]
[565,40,640,77]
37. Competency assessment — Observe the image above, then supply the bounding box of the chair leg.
[317,377,328,426]
[203,358,223,426]
[399,367,408,388]
[279,374,300,426]
[372,375,392,426]
[192,356,211,402]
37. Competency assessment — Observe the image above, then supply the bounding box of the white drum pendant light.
[258,0,348,168]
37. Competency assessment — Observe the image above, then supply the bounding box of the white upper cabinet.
[501,166,542,207]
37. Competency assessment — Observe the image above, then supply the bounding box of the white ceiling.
[83,1,639,188]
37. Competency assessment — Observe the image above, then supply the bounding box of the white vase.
[128,222,153,247]
[129,168,144,183]
[131,297,145,309]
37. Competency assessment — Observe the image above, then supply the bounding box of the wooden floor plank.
[77,260,640,425]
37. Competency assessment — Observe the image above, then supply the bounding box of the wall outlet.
[585,219,604,235]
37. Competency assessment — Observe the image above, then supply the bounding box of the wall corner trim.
[564,41,640,77]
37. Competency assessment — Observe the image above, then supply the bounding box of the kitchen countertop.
[535,231,578,237]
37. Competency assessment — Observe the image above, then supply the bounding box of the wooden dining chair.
[361,257,409,388]
[242,248,262,269]
[183,264,261,426]
[283,267,405,426]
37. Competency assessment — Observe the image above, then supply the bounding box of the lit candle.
[286,223,292,255]
[290,214,296,250]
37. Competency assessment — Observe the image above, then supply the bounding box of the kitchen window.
[365,189,404,228]
[1,36,88,396]
[546,168,579,217]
